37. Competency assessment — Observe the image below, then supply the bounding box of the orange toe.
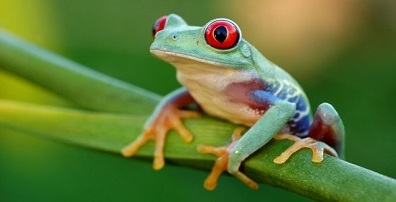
[198,127,258,190]
[274,134,338,164]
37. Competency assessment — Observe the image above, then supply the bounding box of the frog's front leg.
[121,87,200,170]
[198,90,296,190]
[228,100,296,173]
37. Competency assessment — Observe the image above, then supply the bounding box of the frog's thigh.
[308,103,345,158]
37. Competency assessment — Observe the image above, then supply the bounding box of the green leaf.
[0,30,395,201]
[0,29,159,114]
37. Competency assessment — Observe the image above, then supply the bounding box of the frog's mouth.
[150,49,225,68]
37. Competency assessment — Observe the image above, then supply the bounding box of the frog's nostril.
[172,35,177,40]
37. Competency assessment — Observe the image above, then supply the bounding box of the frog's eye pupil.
[152,16,167,38]
[205,20,240,50]
[214,26,227,43]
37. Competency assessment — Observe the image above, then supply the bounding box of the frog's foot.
[121,105,200,170]
[197,127,258,190]
[273,134,337,164]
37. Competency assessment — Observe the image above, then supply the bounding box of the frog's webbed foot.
[273,103,345,164]
[197,127,258,190]
[273,134,337,164]
[122,105,200,170]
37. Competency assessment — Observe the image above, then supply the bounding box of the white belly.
[176,67,261,126]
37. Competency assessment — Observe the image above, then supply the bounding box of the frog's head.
[150,14,257,72]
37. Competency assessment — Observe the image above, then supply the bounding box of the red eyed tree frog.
[122,14,345,190]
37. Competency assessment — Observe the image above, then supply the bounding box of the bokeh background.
[0,0,395,201]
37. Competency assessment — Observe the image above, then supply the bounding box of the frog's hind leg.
[274,103,345,164]
[308,103,345,157]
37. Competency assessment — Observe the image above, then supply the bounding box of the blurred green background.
[0,0,395,201]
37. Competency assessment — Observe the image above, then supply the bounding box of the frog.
[122,14,345,190]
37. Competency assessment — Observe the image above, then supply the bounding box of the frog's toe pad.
[273,134,337,164]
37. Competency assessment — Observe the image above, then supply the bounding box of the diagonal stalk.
[0,100,395,201]
[0,29,159,114]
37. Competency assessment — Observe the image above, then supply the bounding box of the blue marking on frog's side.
[268,79,312,137]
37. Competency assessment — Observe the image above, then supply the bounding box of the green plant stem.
[0,30,395,201]
[0,100,395,201]
[0,30,159,114]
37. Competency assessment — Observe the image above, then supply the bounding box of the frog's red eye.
[152,16,167,38]
[205,20,240,50]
